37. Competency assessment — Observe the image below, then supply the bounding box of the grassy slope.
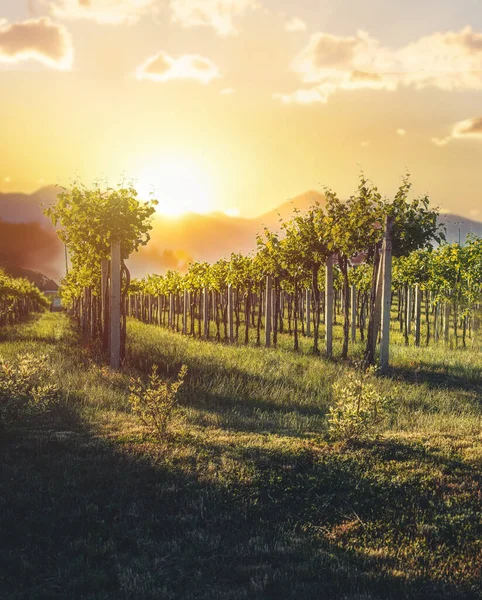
[0,313,481,599]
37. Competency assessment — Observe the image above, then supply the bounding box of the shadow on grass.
[387,363,482,396]
[1,413,481,600]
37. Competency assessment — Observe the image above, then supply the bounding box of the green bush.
[129,365,187,439]
[327,368,393,441]
[0,353,60,427]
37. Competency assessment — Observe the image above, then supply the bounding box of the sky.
[1,0,482,219]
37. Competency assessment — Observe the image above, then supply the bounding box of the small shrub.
[129,365,187,439]
[0,353,60,427]
[327,368,393,441]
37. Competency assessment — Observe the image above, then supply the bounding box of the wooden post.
[183,290,188,334]
[380,215,394,373]
[82,287,89,336]
[148,295,153,324]
[110,240,121,369]
[265,275,272,347]
[305,289,311,337]
[406,287,412,335]
[227,284,234,343]
[169,293,174,330]
[203,287,209,340]
[325,255,333,357]
[414,284,421,347]
[351,284,357,344]
[444,301,450,344]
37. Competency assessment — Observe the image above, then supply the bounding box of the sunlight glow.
[136,160,214,217]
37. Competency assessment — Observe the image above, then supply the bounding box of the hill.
[0,187,481,278]
[0,186,58,226]
[0,264,59,291]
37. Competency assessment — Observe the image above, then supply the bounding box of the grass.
[0,312,481,599]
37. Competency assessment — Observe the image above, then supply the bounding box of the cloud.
[275,26,482,104]
[220,87,235,94]
[0,17,73,69]
[396,128,406,136]
[285,17,306,32]
[45,0,156,25]
[137,51,220,83]
[432,116,482,146]
[170,0,258,37]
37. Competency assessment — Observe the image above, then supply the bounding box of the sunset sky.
[1,0,482,219]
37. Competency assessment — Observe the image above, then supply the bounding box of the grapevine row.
[0,270,49,327]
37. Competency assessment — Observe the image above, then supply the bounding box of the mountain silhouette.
[0,186,58,226]
[0,186,480,281]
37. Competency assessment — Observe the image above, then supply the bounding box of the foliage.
[0,269,49,325]
[129,364,187,439]
[327,368,393,441]
[0,353,59,427]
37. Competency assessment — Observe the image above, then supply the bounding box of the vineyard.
[0,269,49,327]
[51,177,481,367]
[1,177,481,599]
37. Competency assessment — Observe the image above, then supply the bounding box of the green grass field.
[1,312,481,599]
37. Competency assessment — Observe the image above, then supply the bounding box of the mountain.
[130,212,260,275]
[0,219,63,279]
[1,264,59,291]
[0,186,58,226]
[0,186,480,280]
[259,190,326,228]
[440,213,482,244]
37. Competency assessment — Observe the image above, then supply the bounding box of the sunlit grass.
[0,313,481,599]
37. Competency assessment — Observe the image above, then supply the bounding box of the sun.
[136,160,214,217]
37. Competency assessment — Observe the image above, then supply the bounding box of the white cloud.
[221,87,235,94]
[274,88,328,104]
[170,0,258,37]
[432,116,482,146]
[432,136,449,146]
[137,51,220,83]
[45,0,156,25]
[396,128,406,136]
[0,17,73,69]
[285,17,306,32]
[275,27,482,104]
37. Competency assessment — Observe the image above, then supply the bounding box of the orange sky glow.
[1,0,482,220]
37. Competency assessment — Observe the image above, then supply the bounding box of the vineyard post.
[351,284,357,343]
[434,302,439,343]
[110,240,121,369]
[148,295,153,325]
[444,302,450,344]
[380,215,394,373]
[414,284,421,347]
[183,290,188,335]
[407,287,412,335]
[203,287,209,340]
[169,293,174,330]
[89,287,95,339]
[305,289,311,337]
[227,284,234,343]
[82,287,89,336]
[265,275,272,347]
[325,255,334,357]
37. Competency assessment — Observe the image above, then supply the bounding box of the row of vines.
[46,174,481,370]
[127,236,482,353]
[0,269,49,327]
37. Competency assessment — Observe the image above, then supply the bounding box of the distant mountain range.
[1,186,481,283]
